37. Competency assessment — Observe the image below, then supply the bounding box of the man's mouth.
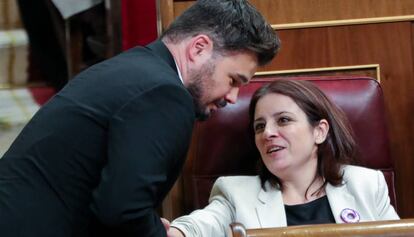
[209,106,217,113]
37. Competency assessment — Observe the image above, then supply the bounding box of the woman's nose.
[263,124,278,139]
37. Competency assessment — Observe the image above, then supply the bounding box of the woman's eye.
[254,123,265,133]
[278,117,291,124]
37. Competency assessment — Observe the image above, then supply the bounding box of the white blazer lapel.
[255,183,287,228]
[326,183,360,223]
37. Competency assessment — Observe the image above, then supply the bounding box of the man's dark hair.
[161,0,280,66]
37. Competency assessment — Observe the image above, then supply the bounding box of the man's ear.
[314,119,329,144]
[187,34,213,63]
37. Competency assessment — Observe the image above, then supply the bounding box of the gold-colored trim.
[6,31,16,85]
[0,82,48,90]
[0,83,18,89]
[156,0,163,37]
[256,64,381,82]
[272,15,414,30]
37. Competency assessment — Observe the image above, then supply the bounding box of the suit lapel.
[326,183,359,223]
[254,181,361,226]
[255,183,287,228]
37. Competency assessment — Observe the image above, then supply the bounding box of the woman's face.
[253,93,328,178]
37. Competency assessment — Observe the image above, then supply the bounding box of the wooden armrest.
[230,219,414,237]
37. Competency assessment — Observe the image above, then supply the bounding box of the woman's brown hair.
[249,79,359,196]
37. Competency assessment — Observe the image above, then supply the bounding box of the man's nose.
[225,87,239,104]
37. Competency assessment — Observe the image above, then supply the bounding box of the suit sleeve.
[170,177,235,237]
[375,170,399,220]
[90,84,194,236]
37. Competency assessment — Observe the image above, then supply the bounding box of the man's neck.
[162,39,189,86]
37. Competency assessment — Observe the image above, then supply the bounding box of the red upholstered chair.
[28,86,56,106]
[182,76,397,215]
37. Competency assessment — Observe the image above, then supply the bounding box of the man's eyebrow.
[235,73,249,84]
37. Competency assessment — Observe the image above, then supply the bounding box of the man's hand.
[160,217,170,232]
[160,218,185,237]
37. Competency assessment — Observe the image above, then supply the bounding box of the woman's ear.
[314,119,329,144]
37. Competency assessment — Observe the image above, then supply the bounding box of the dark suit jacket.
[0,41,195,237]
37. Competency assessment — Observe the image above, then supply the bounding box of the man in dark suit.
[0,1,280,236]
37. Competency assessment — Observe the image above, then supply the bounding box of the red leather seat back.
[184,76,396,212]
[28,87,56,105]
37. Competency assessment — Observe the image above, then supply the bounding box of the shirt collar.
[174,59,184,84]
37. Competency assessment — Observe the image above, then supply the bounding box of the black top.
[0,41,195,237]
[285,195,336,226]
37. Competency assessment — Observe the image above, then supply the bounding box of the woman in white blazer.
[166,80,399,237]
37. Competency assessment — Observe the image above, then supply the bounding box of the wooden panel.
[105,0,122,57]
[161,173,184,219]
[173,2,191,20]
[159,0,174,32]
[250,0,414,24]
[256,65,380,81]
[170,0,414,27]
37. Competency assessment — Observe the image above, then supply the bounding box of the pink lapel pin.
[340,208,360,223]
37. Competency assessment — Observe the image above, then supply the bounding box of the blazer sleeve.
[90,84,194,236]
[375,170,399,220]
[171,177,236,237]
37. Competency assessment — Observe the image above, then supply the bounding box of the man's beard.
[186,62,222,121]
